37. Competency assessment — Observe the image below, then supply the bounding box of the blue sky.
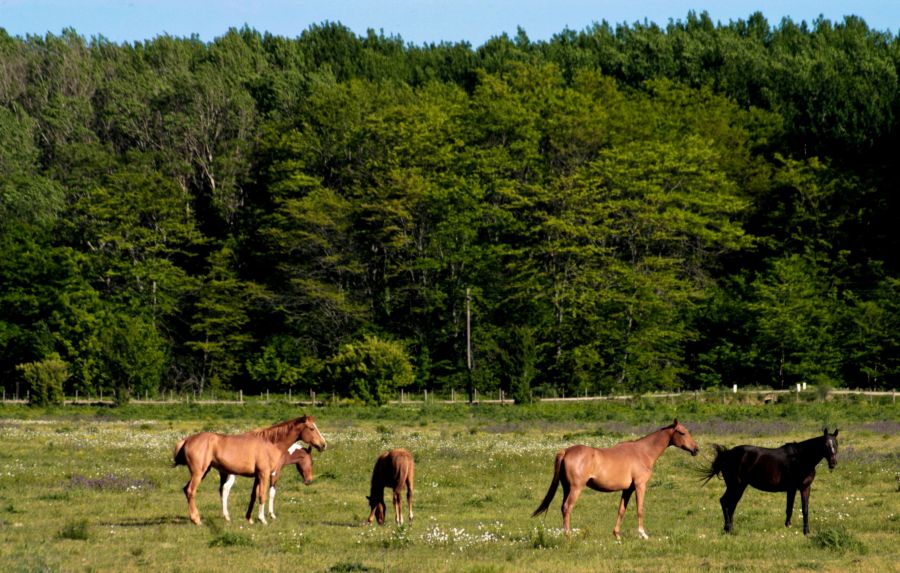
[1,1,898,45]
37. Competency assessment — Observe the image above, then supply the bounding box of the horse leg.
[720,484,746,533]
[245,477,259,523]
[613,486,634,541]
[219,472,236,522]
[785,489,796,528]
[800,485,811,535]
[184,468,206,525]
[256,472,270,525]
[634,481,649,539]
[561,483,583,535]
[268,477,277,520]
[393,488,403,525]
[406,481,414,523]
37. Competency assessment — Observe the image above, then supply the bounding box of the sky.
[1,1,898,46]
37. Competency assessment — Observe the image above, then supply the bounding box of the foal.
[533,419,699,539]
[702,428,839,534]
[219,443,314,522]
[367,448,415,526]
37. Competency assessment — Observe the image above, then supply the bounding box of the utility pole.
[466,287,474,403]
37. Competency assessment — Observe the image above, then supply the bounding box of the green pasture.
[0,397,897,572]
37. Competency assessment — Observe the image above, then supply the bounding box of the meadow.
[0,396,897,573]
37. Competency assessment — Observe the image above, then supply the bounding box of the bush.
[17,354,69,406]
[328,335,414,405]
[810,526,867,554]
[57,519,90,540]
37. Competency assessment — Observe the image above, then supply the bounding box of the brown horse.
[220,443,314,522]
[367,448,415,525]
[533,419,699,539]
[173,415,327,525]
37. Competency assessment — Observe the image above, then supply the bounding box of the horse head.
[366,495,386,525]
[670,419,700,456]
[823,428,839,469]
[295,446,314,485]
[298,416,328,452]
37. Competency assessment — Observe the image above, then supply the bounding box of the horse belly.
[584,462,633,492]
[586,476,628,493]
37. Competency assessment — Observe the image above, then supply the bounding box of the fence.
[0,386,895,406]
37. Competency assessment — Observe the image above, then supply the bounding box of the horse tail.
[173,438,188,467]
[532,450,565,517]
[699,443,728,485]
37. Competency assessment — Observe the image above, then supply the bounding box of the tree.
[17,353,69,406]
[328,335,414,405]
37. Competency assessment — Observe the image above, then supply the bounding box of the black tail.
[699,443,728,485]
[532,450,565,518]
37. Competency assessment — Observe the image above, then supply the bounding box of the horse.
[220,443,314,522]
[173,415,327,525]
[367,448,415,526]
[532,419,699,539]
[701,428,838,535]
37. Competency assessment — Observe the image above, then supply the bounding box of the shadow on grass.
[322,520,365,528]
[101,515,193,527]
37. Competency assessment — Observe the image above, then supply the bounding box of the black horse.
[701,428,839,535]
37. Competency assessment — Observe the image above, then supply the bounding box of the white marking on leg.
[259,499,267,525]
[638,528,649,539]
[269,486,277,519]
[221,475,235,521]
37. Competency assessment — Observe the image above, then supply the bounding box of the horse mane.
[252,416,309,443]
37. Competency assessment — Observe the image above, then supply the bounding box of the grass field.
[0,397,897,572]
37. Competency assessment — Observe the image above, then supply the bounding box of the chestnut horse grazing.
[173,415,326,525]
[533,419,699,539]
[220,443,314,522]
[701,428,839,535]
[367,448,414,525]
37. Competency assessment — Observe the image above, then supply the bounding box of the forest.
[2,11,899,404]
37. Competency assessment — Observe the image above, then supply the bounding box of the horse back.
[209,434,282,477]
[562,444,639,491]
[373,448,414,489]
[727,445,803,492]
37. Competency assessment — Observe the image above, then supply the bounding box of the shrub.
[810,526,866,554]
[17,354,69,406]
[57,519,90,541]
[328,335,414,405]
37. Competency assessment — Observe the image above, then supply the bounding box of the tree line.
[2,11,899,404]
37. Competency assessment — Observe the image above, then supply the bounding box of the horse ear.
[673,418,679,427]
[833,429,839,437]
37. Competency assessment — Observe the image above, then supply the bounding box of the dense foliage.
[2,12,899,402]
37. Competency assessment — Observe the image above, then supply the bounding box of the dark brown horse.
[173,415,327,525]
[701,428,839,534]
[220,443,314,522]
[367,448,415,525]
[533,419,699,539]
